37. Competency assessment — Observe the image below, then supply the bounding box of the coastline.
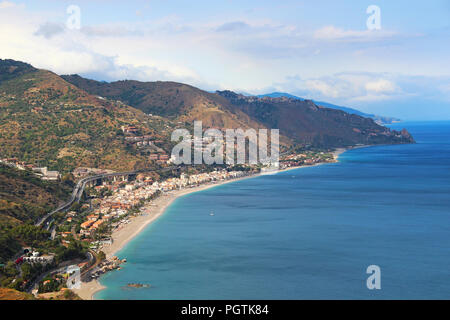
[72,173,259,300]
[74,148,349,300]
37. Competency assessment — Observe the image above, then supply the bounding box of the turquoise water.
[96,121,450,299]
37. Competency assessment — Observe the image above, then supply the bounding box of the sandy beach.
[73,173,258,299]
[74,148,349,300]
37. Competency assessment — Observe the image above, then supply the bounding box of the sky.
[0,0,449,120]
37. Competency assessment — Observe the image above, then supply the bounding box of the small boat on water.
[210,211,215,216]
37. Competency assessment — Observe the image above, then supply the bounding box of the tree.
[21,263,32,280]
[61,173,75,188]
[97,251,106,262]
[4,261,18,277]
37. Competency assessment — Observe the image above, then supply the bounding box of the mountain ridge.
[257,92,400,124]
[61,72,414,149]
[216,90,413,147]
[61,74,268,130]
[0,59,414,174]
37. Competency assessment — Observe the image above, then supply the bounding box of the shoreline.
[74,148,350,300]
[73,173,259,300]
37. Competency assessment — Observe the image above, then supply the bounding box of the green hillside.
[0,60,178,173]
[0,164,72,262]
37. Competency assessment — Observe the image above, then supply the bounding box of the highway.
[34,155,286,229]
[35,166,179,228]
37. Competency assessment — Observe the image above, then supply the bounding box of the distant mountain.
[62,73,414,148]
[217,91,414,148]
[258,92,400,124]
[258,92,301,100]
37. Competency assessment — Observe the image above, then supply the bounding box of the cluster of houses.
[149,153,170,163]
[120,125,170,156]
[19,251,55,266]
[80,215,107,237]
[280,152,334,168]
[125,135,154,146]
[120,125,139,135]
[76,170,250,238]
[0,158,61,181]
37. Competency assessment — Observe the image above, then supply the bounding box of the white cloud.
[264,72,450,109]
[313,25,396,42]
[34,22,65,39]
[265,72,408,103]
[365,79,397,93]
[0,1,17,9]
[304,79,342,98]
[0,3,204,85]
[0,0,448,119]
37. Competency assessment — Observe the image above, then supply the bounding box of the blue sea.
[96,121,450,299]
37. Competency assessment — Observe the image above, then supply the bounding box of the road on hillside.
[35,166,179,228]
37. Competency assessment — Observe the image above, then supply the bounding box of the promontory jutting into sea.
[94,122,450,300]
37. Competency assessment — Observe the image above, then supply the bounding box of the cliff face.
[400,128,414,141]
[216,91,415,147]
[258,92,401,125]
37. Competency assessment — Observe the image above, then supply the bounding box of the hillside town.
[1,141,336,298]
[76,169,252,241]
[49,169,255,287]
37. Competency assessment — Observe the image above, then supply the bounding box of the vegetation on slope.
[0,287,36,300]
[0,164,71,223]
[0,164,72,262]
[0,60,178,173]
[0,287,82,300]
[61,75,280,139]
[62,74,414,148]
